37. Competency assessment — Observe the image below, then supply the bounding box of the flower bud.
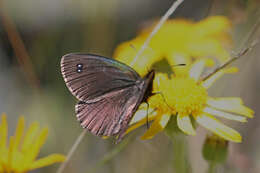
[202,134,228,163]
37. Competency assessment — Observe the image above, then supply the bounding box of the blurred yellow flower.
[0,113,65,173]
[127,59,254,142]
[114,16,232,76]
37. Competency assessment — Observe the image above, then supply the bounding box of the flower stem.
[171,133,191,173]
[57,129,87,173]
[88,135,134,173]
[165,117,192,173]
[207,162,217,173]
[0,0,40,90]
[202,39,258,82]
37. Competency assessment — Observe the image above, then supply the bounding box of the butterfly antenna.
[169,63,186,76]
[170,63,186,67]
[202,40,259,81]
[130,44,137,52]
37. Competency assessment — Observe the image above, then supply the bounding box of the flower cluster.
[0,113,65,173]
[114,16,254,142]
[114,16,232,76]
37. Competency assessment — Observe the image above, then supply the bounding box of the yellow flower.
[0,113,65,173]
[114,16,232,76]
[127,59,254,142]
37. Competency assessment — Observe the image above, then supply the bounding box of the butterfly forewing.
[61,53,140,102]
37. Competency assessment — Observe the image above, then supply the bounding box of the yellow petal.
[113,37,161,76]
[14,116,25,150]
[189,59,206,81]
[141,114,171,140]
[201,67,238,89]
[129,108,146,125]
[25,128,48,162]
[11,150,25,172]
[167,52,190,76]
[177,114,196,135]
[129,103,155,125]
[29,154,65,170]
[207,97,254,118]
[102,136,109,139]
[167,52,191,66]
[22,122,39,152]
[188,38,230,62]
[125,121,146,135]
[189,59,215,81]
[153,73,170,93]
[196,114,241,142]
[0,113,8,148]
[203,107,247,122]
[8,136,15,169]
[194,16,231,36]
[209,97,243,104]
[126,112,156,135]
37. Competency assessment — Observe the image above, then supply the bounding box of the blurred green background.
[0,0,260,173]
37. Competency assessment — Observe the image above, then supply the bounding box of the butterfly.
[61,53,154,143]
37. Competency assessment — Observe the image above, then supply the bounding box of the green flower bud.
[202,134,228,163]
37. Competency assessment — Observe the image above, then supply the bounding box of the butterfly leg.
[144,102,150,129]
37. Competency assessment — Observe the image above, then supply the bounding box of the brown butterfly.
[61,53,154,143]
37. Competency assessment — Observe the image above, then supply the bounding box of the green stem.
[88,135,134,173]
[165,116,192,173]
[207,162,217,173]
[172,134,191,173]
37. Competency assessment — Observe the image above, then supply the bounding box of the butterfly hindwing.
[75,86,142,142]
